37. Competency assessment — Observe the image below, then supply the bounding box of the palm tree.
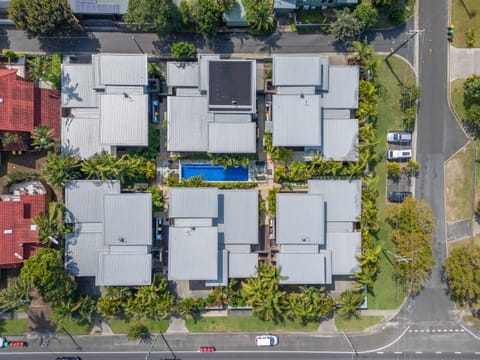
[28,56,50,83]
[31,125,57,151]
[337,290,364,319]
[97,287,132,319]
[33,201,68,246]
[81,151,120,180]
[42,151,81,188]
[0,278,33,312]
[347,37,375,73]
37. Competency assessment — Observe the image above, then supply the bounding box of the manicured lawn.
[186,316,318,332]
[334,316,384,332]
[109,318,169,334]
[0,319,28,335]
[56,318,93,335]
[367,55,414,310]
[445,142,474,222]
[451,0,480,47]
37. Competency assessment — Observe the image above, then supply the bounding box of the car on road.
[55,357,81,360]
[151,99,159,124]
[387,131,412,144]
[388,191,412,203]
[255,335,279,347]
[387,149,412,161]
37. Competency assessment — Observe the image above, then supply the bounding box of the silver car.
[387,131,412,144]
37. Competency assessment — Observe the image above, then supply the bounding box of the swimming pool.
[181,163,249,181]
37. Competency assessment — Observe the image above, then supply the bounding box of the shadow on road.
[154,33,207,56]
[0,28,10,50]
[38,30,100,53]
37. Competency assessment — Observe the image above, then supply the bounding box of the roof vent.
[0,98,3,103]
[119,237,125,243]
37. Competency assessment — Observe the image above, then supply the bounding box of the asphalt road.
[0,20,413,62]
[412,0,468,324]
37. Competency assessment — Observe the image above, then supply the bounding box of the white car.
[387,131,412,144]
[387,149,412,161]
[255,335,279,347]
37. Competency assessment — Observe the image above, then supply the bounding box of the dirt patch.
[445,142,474,222]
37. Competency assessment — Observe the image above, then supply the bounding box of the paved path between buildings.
[449,46,480,81]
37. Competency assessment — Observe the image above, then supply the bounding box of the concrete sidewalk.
[449,46,480,81]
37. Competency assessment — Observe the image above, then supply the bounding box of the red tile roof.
[0,194,47,267]
[34,88,61,138]
[0,69,60,137]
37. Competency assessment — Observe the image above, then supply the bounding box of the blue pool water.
[181,163,248,181]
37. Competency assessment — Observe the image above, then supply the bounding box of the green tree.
[96,287,132,319]
[28,54,62,89]
[330,7,363,43]
[372,0,392,5]
[53,295,96,327]
[402,106,417,129]
[125,278,175,319]
[197,0,224,38]
[243,0,275,36]
[171,42,197,59]
[387,162,401,178]
[401,83,421,109]
[31,125,57,151]
[387,197,435,295]
[445,244,480,310]
[127,322,150,341]
[352,3,378,30]
[267,188,279,216]
[8,0,77,37]
[337,289,364,319]
[125,0,180,36]
[465,75,480,102]
[33,201,68,246]
[20,248,75,303]
[0,277,33,312]
[405,159,420,176]
[42,151,82,188]
[286,286,334,323]
[148,185,164,212]
[178,0,195,28]
[466,104,480,130]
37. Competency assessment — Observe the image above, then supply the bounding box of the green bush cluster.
[463,75,480,132]
[400,83,420,129]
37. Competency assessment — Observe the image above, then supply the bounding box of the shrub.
[352,3,378,30]
[466,27,476,48]
[466,104,480,130]
[387,162,401,178]
[127,323,149,341]
[405,159,420,176]
[6,170,39,186]
[401,83,421,109]
[402,106,417,129]
[464,75,480,102]
[171,41,197,59]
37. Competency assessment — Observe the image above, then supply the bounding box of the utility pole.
[385,29,424,61]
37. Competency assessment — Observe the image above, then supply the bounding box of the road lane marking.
[435,351,442,354]
[461,324,480,341]
[394,351,403,354]
[416,351,423,354]
[455,352,462,354]
[377,351,384,354]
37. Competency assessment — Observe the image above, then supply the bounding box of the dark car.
[388,191,412,203]
[56,357,81,360]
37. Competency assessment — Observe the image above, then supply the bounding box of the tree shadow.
[153,33,207,56]
[257,32,282,54]
[27,309,56,333]
[38,30,100,53]
[459,0,475,19]
[0,27,10,50]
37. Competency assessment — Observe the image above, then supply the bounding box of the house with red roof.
[0,69,60,151]
[0,192,47,268]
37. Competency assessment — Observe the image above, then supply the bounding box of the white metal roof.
[272,55,329,89]
[169,187,218,218]
[308,180,362,222]
[65,232,105,276]
[320,66,359,109]
[61,64,98,108]
[62,116,110,159]
[93,54,148,86]
[326,232,361,275]
[100,94,148,146]
[167,96,210,152]
[167,62,199,88]
[276,193,325,245]
[208,122,257,153]
[272,94,322,147]
[65,180,121,223]
[217,190,258,244]
[103,193,152,246]
[168,226,218,280]
[278,252,332,284]
[229,252,258,278]
[96,253,152,286]
[322,118,358,161]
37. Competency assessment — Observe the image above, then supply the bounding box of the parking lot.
[386,131,414,203]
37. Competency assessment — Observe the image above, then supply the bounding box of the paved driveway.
[449,47,480,80]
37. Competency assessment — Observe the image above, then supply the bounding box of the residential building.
[168,187,258,286]
[0,183,47,269]
[61,53,148,159]
[276,179,361,285]
[271,54,359,161]
[274,0,358,14]
[0,68,60,151]
[166,55,257,154]
[65,180,152,286]
[68,0,129,16]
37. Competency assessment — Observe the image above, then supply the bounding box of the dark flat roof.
[208,61,252,108]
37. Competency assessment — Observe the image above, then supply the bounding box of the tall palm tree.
[31,125,57,151]
[81,151,120,180]
[336,290,364,319]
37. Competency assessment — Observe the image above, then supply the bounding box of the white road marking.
[435,351,443,354]
[461,324,480,341]
[394,351,403,354]
[455,352,462,354]
[377,351,384,354]
[416,351,423,354]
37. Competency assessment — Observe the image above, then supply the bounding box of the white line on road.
[435,352,443,354]
[461,324,480,342]
[377,351,384,354]
[394,351,403,354]
[455,352,462,354]
[416,351,423,354]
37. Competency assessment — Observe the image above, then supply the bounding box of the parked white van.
[255,335,279,347]
[387,149,412,161]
